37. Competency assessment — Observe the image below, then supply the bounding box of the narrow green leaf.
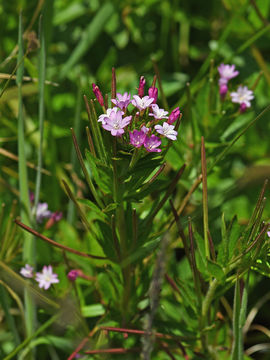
[81,304,105,318]
[231,278,243,360]
[60,2,114,77]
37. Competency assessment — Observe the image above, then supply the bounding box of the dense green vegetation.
[0,1,270,359]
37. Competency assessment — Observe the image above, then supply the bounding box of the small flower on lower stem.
[155,122,178,140]
[130,130,146,148]
[102,109,132,136]
[144,135,162,153]
[35,203,52,223]
[230,85,254,112]
[35,265,59,290]
[132,95,154,111]
[218,64,239,84]
[111,92,131,110]
[20,264,34,278]
[168,107,180,125]
[149,104,169,120]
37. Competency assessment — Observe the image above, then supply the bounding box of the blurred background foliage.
[1,0,269,221]
[0,0,270,358]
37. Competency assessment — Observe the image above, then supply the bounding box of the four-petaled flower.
[111,92,131,110]
[155,122,178,141]
[35,265,59,290]
[144,135,162,153]
[218,64,239,85]
[20,264,34,278]
[102,109,132,136]
[35,203,52,224]
[230,85,254,109]
[98,107,123,125]
[132,95,154,111]
[149,104,169,120]
[130,130,146,148]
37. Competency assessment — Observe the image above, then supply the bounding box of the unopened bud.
[92,83,104,106]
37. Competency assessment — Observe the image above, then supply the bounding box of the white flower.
[98,107,123,125]
[35,265,59,290]
[154,122,178,141]
[35,203,52,224]
[149,104,169,120]
[230,86,254,107]
[131,95,154,111]
[20,264,34,278]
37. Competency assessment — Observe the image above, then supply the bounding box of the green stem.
[17,13,35,359]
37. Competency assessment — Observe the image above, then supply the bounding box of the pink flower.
[218,64,239,85]
[148,87,158,103]
[132,95,154,111]
[230,86,254,109]
[35,265,59,290]
[149,104,169,120]
[102,109,132,136]
[35,203,52,223]
[267,230,270,238]
[155,122,178,141]
[98,107,123,125]
[111,92,131,110]
[168,107,180,125]
[144,135,162,153]
[92,83,104,107]
[130,130,146,148]
[141,126,150,134]
[20,264,34,278]
[138,76,146,97]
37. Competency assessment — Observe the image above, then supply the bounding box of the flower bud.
[239,103,247,113]
[67,269,80,281]
[148,87,158,103]
[92,83,104,107]
[219,84,228,100]
[138,76,146,97]
[168,107,180,125]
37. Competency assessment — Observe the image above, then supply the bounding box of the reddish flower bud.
[67,269,80,281]
[148,87,158,103]
[92,83,104,107]
[138,76,146,97]
[168,107,180,125]
[239,103,247,113]
[219,84,228,100]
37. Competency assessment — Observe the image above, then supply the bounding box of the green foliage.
[1,1,270,359]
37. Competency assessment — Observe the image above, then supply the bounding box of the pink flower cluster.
[93,77,181,153]
[20,264,59,290]
[218,63,254,112]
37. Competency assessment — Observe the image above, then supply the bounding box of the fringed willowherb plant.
[12,66,270,359]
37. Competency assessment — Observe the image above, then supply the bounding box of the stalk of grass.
[3,314,59,360]
[201,137,210,259]
[17,13,35,358]
[33,15,46,215]
[231,277,243,360]
[67,82,82,223]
